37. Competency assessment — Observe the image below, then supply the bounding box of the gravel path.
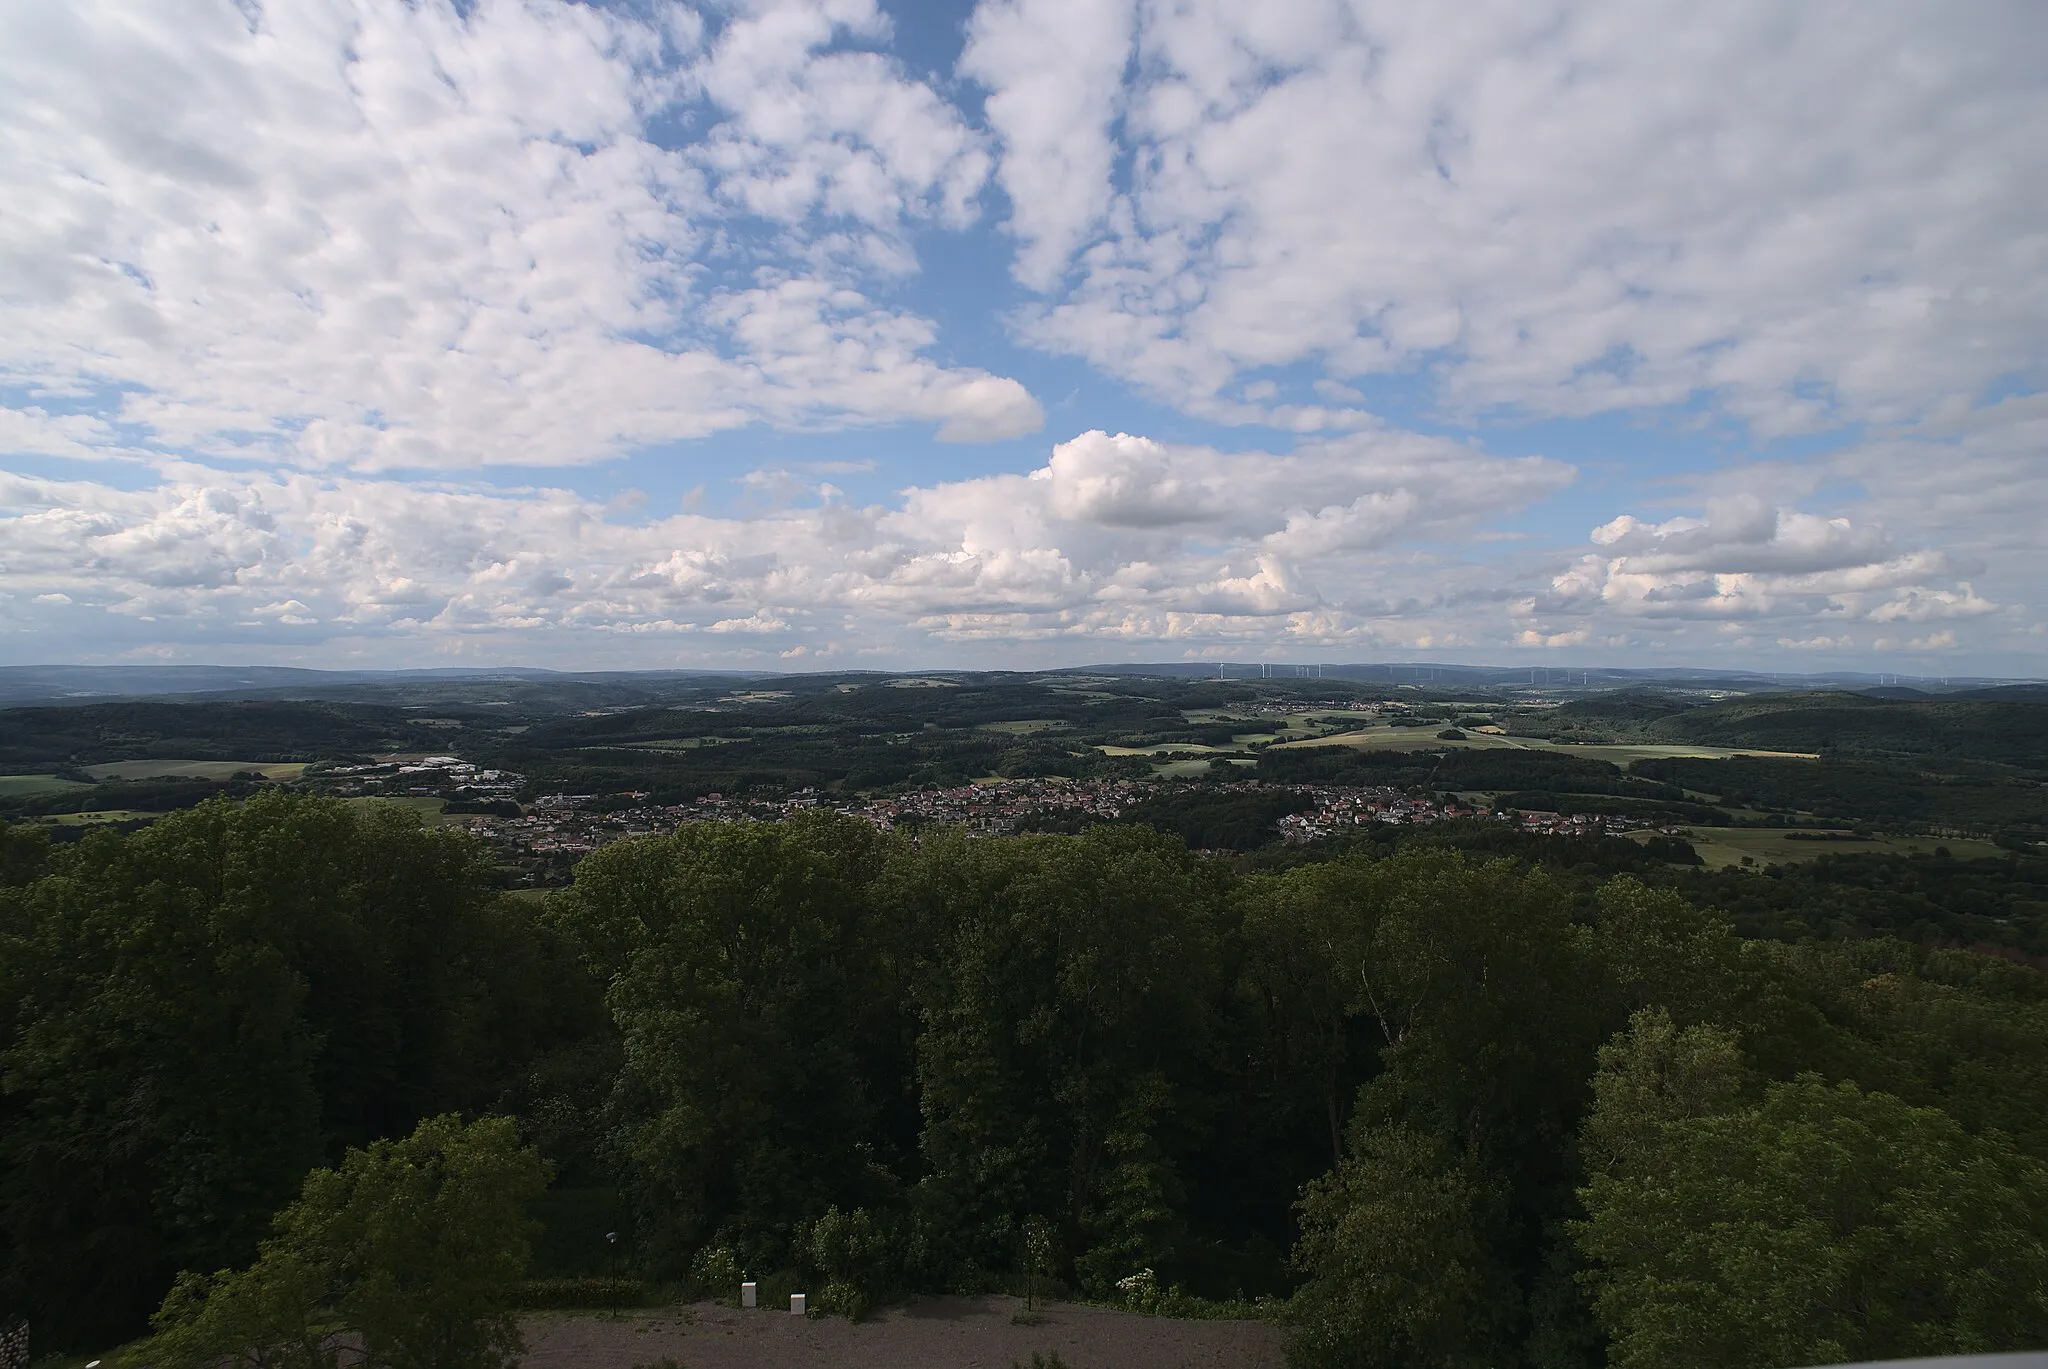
[520,1296,1285,1369]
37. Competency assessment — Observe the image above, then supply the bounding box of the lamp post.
[606,1230,621,1319]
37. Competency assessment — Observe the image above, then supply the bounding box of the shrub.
[803,1207,896,1320]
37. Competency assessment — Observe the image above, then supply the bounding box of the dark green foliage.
[1289,1124,1518,1369]
[0,701,459,768]
[898,825,1231,1293]
[1272,815,1677,877]
[1115,787,1314,850]
[1633,754,2048,833]
[1639,835,1702,865]
[1651,693,2048,766]
[1548,691,1704,728]
[0,819,50,885]
[149,1115,550,1369]
[804,1206,897,1319]
[1256,747,1443,787]
[480,675,1246,798]
[1285,867,1778,1368]
[0,795,606,1348]
[524,1187,633,1277]
[546,814,913,1274]
[0,775,276,819]
[1508,688,2048,770]
[11,745,2048,1369]
[1675,851,2048,955]
[1577,1015,2048,1368]
[1256,746,1695,808]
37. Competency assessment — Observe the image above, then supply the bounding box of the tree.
[1577,1013,2048,1369]
[0,796,598,1349]
[1237,860,1381,1171]
[1282,851,1622,1368]
[0,820,49,887]
[561,814,910,1273]
[0,827,325,1349]
[150,1115,549,1369]
[903,824,1230,1292]
[1287,1123,1518,1369]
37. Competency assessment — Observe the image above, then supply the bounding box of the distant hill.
[1550,689,1708,726]
[0,664,752,706]
[0,700,453,766]
[1645,692,2048,767]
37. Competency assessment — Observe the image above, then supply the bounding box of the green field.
[977,719,1068,734]
[1659,826,2006,870]
[1187,711,1353,742]
[84,759,309,781]
[1274,728,1817,766]
[344,795,455,824]
[1151,756,1253,777]
[619,737,732,751]
[0,773,90,797]
[1098,742,1231,757]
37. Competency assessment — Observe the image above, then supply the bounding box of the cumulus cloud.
[1586,499,1896,576]
[5,0,2040,670]
[0,429,1571,659]
[969,0,2048,432]
[1515,493,2009,659]
[0,0,1040,471]
[960,0,1136,292]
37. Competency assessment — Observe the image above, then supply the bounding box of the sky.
[2,0,2045,676]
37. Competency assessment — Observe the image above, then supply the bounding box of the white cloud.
[0,0,1039,472]
[0,429,1571,660]
[1528,496,2006,654]
[1587,499,1894,576]
[971,0,2048,432]
[5,0,2042,673]
[960,0,1136,291]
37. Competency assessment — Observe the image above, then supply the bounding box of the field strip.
[1270,730,1818,762]
[84,759,309,781]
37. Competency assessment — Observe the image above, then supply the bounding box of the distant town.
[307,754,1671,884]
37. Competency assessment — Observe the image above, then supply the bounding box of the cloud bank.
[0,430,1575,660]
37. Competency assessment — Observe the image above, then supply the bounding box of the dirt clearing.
[521,1296,1283,1369]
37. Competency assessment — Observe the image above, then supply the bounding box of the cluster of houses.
[320,756,522,798]
[1274,787,1486,842]
[458,777,1157,867]
[310,756,1667,881]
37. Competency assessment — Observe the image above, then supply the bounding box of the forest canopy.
[3,794,2047,1366]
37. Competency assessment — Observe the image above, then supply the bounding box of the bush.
[688,1245,742,1303]
[803,1207,896,1320]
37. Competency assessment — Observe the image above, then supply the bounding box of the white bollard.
[790,1293,806,1316]
[740,1281,756,1309]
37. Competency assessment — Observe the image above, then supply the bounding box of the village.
[308,756,1664,882]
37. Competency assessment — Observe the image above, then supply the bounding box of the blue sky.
[1,0,2044,675]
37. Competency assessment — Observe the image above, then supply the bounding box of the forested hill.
[1535,688,2048,765]
[0,700,458,766]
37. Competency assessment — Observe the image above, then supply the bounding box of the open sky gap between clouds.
[1,0,2044,670]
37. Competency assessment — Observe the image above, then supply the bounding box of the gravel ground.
[520,1296,1285,1369]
